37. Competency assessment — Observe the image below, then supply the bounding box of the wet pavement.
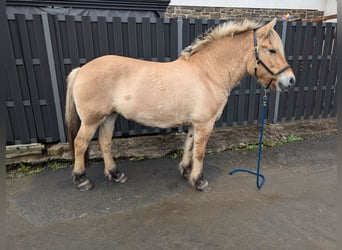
[6,135,337,249]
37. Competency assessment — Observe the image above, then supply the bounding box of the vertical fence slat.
[82,16,94,62]
[295,22,314,120]
[284,21,293,59]
[112,17,123,56]
[313,23,333,119]
[127,17,138,58]
[66,15,80,68]
[304,22,324,119]
[267,88,276,123]
[207,19,216,29]
[155,18,165,61]
[322,28,337,117]
[247,77,257,124]
[226,96,234,126]
[6,106,14,143]
[182,18,190,50]
[170,18,178,60]
[257,88,263,124]
[285,22,302,121]
[277,22,292,122]
[142,18,152,59]
[237,79,246,125]
[6,20,31,144]
[17,14,45,141]
[98,16,109,56]
[331,84,337,117]
[195,19,202,36]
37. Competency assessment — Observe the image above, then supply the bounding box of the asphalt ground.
[6,134,337,250]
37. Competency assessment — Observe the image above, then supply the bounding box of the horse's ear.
[259,18,277,38]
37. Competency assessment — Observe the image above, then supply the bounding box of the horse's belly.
[118,102,191,128]
[136,113,190,128]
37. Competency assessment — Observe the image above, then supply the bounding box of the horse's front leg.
[99,114,128,184]
[178,126,194,179]
[189,122,214,191]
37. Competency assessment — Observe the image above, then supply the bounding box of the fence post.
[272,21,287,124]
[41,12,66,143]
[177,16,183,57]
[177,17,184,132]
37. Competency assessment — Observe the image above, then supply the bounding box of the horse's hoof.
[108,170,128,183]
[195,178,209,191]
[73,173,94,191]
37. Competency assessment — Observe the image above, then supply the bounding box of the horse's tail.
[65,67,84,162]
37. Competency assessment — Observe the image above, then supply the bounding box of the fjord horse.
[65,18,295,191]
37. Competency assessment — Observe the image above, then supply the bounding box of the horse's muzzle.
[278,73,296,91]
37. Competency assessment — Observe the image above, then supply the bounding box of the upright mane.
[181,19,261,60]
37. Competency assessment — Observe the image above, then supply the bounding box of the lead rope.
[229,88,267,189]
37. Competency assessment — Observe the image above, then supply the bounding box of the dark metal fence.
[5,13,337,145]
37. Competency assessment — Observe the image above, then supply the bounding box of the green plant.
[27,166,43,175]
[129,156,145,161]
[170,149,183,159]
[245,144,258,150]
[15,163,44,177]
[285,135,303,143]
[17,162,30,174]
[49,162,65,171]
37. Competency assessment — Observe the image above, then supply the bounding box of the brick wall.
[165,6,323,20]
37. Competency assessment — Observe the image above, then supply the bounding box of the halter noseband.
[253,29,290,89]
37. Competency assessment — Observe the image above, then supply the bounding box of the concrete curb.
[6,118,337,166]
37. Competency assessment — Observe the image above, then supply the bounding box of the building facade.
[165,0,336,21]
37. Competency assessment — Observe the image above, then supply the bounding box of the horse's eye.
[269,49,276,54]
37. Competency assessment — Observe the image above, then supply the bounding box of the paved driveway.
[7,135,337,249]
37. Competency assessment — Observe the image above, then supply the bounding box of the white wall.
[323,0,337,22]
[324,0,337,14]
[170,0,327,11]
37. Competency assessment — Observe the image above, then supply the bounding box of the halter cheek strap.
[253,29,291,89]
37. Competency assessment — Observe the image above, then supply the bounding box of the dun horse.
[65,19,295,191]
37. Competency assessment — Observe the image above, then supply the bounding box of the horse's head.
[249,18,295,91]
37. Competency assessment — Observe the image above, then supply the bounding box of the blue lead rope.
[229,89,267,189]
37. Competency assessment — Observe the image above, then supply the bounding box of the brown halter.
[253,29,291,89]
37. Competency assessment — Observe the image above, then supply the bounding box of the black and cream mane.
[181,19,261,60]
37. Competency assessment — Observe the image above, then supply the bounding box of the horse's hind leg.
[178,126,194,179]
[73,123,99,191]
[189,122,214,191]
[99,114,128,183]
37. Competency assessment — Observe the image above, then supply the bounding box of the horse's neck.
[190,31,253,92]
